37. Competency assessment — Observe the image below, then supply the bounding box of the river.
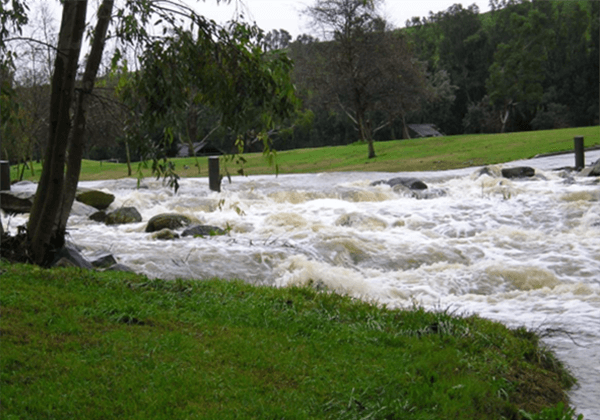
[5,150,599,417]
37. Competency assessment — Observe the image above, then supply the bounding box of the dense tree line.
[2,0,599,167]
[399,0,598,135]
[261,0,599,152]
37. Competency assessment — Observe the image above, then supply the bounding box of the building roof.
[177,141,223,157]
[407,124,444,138]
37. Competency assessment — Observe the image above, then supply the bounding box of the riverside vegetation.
[2,127,595,419]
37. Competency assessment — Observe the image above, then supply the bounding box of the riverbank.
[0,262,583,419]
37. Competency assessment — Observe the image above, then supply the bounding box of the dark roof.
[407,124,444,138]
[177,141,223,157]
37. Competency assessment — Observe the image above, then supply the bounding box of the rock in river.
[105,207,142,225]
[76,189,115,210]
[145,213,192,233]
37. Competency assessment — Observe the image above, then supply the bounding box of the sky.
[196,0,492,39]
[34,0,492,41]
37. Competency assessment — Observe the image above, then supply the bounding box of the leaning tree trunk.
[58,0,114,234]
[27,0,88,266]
[500,108,510,134]
[400,112,411,140]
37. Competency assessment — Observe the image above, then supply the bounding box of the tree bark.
[58,0,114,234]
[27,0,88,266]
[400,112,411,140]
[500,108,510,134]
[357,110,376,159]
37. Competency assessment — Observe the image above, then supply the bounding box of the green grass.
[0,263,581,419]
[10,126,599,182]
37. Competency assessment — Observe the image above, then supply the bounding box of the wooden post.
[0,161,10,191]
[574,136,584,170]
[208,156,220,192]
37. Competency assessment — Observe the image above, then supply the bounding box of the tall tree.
[305,0,427,158]
[306,0,382,158]
[486,4,554,133]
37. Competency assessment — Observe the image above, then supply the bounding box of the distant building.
[407,124,444,138]
[177,141,223,157]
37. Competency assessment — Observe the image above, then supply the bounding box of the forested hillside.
[279,0,599,151]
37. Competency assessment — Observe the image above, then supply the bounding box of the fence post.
[208,156,221,192]
[574,136,584,170]
[0,161,10,191]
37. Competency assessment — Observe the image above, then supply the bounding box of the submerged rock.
[182,225,226,237]
[501,166,535,179]
[151,228,180,240]
[391,184,446,200]
[335,212,387,231]
[145,213,192,233]
[371,177,428,190]
[579,158,600,177]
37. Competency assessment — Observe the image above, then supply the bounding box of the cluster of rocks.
[1,185,227,271]
[77,190,227,241]
[369,160,600,200]
[52,246,132,272]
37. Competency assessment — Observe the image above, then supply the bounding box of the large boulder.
[76,190,115,210]
[145,213,192,233]
[182,225,226,237]
[51,245,94,270]
[105,207,142,225]
[335,212,387,231]
[371,177,428,190]
[0,191,35,214]
[501,166,535,179]
[391,184,446,200]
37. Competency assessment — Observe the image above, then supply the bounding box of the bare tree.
[305,0,428,157]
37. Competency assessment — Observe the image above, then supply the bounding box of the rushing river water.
[4,151,600,417]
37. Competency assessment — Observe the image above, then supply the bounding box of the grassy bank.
[0,263,581,419]
[10,126,599,182]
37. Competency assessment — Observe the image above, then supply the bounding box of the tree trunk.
[58,0,114,234]
[27,0,88,266]
[500,108,510,134]
[400,112,411,140]
[357,110,376,159]
[125,140,132,176]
